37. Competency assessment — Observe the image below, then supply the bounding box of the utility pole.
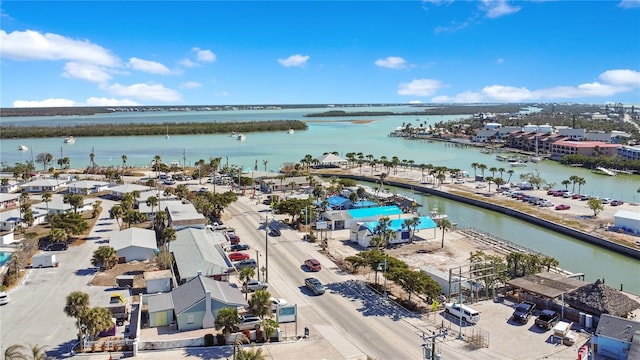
[422,329,447,359]
[265,213,269,282]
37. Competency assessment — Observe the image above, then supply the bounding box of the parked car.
[45,242,68,251]
[475,183,487,189]
[235,259,257,270]
[244,279,269,292]
[163,179,176,185]
[535,309,560,330]
[228,234,240,245]
[601,198,611,204]
[269,228,281,237]
[270,297,287,311]
[611,200,624,206]
[512,301,537,323]
[229,252,250,261]
[444,303,480,324]
[539,200,554,207]
[305,277,326,295]
[236,314,262,331]
[304,258,321,272]
[572,193,582,199]
[555,204,571,210]
[230,243,250,251]
[454,179,465,184]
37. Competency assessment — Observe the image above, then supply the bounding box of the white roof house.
[315,153,348,168]
[165,201,207,230]
[32,196,95,215]
[19,178,68,193]
[109,227,157,262]
[171,228,232,284]
[109,184,154,199]
[0,193,20,210]
[614,210,640,235]
[66,180,110,195]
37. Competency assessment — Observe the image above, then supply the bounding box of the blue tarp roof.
[327,195,349,206]
[362,217,437,232]
[347,205,402,219]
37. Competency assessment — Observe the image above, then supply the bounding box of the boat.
[510,160,527,167]
[230,131,237,137]
[64,136,75,144]
[18,145,28,151]
[287,128,295,134]
[496,154,510,161]
[593,167,616,176]
[531,157,541,163]
[237,134,246,141]
[429,206,448,221]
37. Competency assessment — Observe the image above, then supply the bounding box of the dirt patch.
[351,119,374,124]
[89,261,161,288]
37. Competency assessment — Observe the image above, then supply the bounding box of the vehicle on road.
[45,242,68,251]
[269,228,281,237]
[555,204,571,210]
[229,243,250,251]
[444,303,480,324]
[304,258,321,272]
[235,259,257,270]
[229,252,250,261]
[611,200,624,206]
[305,277,326,295]
[512,301,537,324]
[475,183,487,189]
[228,234,240,245]
[207,222,226,230]
[244,279,269,292]
[535,309,560,330]
[270,297,287,311]
[31,253,58,268]
[236,314,262,331]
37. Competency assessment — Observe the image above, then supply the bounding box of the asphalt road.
[0,197,123,358]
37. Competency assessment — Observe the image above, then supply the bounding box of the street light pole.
[265,213,269,283]
[255,249,260,281]
[378,258,387,298]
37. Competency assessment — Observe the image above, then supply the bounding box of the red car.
[229,252,250,261]
[572,193,582,199]
[304,258,321,272]
[555,204,571,210]
[228,234,240,245]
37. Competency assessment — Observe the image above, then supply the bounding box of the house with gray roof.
[138,197,180,221]
[145,273,247,331]
[595,314,640,360]
[109,227,157,262]
[0,193,20,210]
[32,195,95,215]
[108,183,154,199]
[165,201,207,230]
[66,180,110,195]
[171,228,232,284]
[19,178,68,193]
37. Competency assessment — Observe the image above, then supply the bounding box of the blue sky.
[1,0,639,108]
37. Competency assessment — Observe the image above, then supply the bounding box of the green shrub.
[204,333,214,347]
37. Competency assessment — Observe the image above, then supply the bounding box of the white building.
[613,210,640,235]
[109,228,157,262]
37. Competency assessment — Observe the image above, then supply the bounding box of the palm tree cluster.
[4,343,49,360]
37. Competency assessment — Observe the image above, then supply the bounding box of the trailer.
[107,303,130,326]
[115,275,135,289]
[31,253,58,268]
[421,265,462,297]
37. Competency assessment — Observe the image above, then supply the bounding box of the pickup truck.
[512,301,537,324]
[535,309,560,330]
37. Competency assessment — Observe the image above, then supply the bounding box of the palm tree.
[576,177,586,194]
[403,217,420,243]
[4,344,28,360]
[436,218,452,249]
[506,169,515,183]
[41,192,52,220]
[248,289,271,320]
[263,159,269,172]
[64,291,90,340]
[27,344,48,360]
[471,162,479,179]
[91,246,118,270]
[235,346,267,360]
[162,227,177,267]
[89,148,96,172]
[121,154,128,176]
[215,307,240,338]
[239,267,256,300]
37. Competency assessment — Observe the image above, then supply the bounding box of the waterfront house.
[170,228,232,284]
[109,228,157,262]
[349,216,437,248]
[321,205,403,230]
[145,273,247,331]
[315,153,348,168]
[551,140,619,157]
[326,195,352,210]
[613,210,640,235]
[594,314,640,360]
[472,129,498,143]
[617,145,640,161]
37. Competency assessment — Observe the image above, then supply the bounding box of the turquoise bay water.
[0,252,12,267]
[2,105,639,293]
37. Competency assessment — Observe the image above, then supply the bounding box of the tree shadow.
[45,339,77,359]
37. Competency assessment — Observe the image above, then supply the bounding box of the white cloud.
[618,0,640,9]
[84,97,140,106]
[13,98,77,108]
[62,62,113,83]
[103,83,181,102]
[0,30,120,66]
[375,56,408,69]
[397,79,443,96]
[179,81,202,89]
[128,57,171,75]
[599,69,640,87]
[277,54,310,68]
[480,0,521,18]
[496,58,504,64]
[180,58,197,68]
[429,69,640,103]
[192,47,216,62]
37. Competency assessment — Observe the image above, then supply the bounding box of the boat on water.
[287,128,295,134]
[429,206,448,221]
[64,136,75,144]
[18,144,28,151]
[510,160,527,167]
[593,166,616,176]
[496,154,511,161]
[237,133,246,141]
[230,131,237,137]
[531,157,542,163]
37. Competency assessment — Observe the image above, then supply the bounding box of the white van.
[0,291,9,305]
[445,302,480,323]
